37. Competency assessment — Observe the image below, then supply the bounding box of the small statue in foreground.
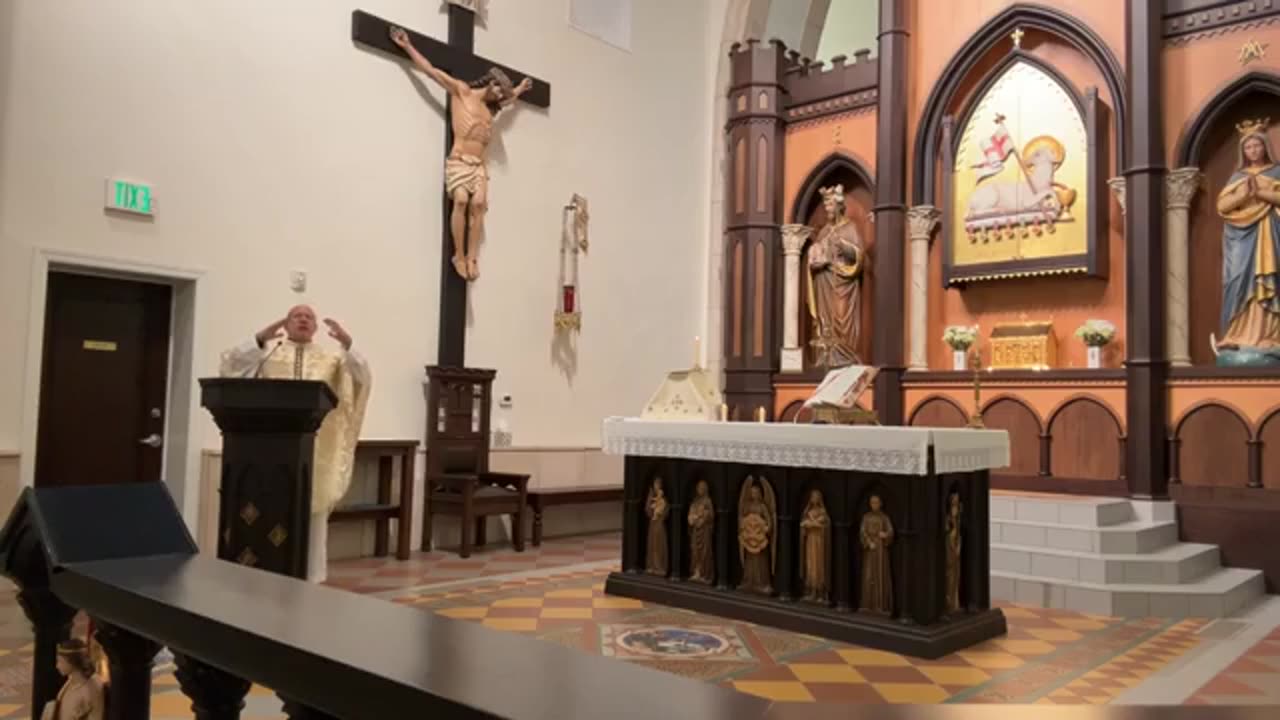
[737,477,776,595]
[41,639,105,720]
[645,478,669,576]
[858,494,895,615]
[945,492,963,615]
[688,480,715,584]
[799,490,831,603]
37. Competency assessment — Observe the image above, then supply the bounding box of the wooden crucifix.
[351,6,551,367]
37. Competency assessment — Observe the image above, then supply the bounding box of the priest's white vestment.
[219,337,371,582]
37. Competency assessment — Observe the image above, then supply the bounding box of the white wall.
[815,0,878,61]
[0,1,718,484]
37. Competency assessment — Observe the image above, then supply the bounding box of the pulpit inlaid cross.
[351,6,551,367]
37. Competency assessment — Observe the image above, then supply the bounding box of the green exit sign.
[105,178,155,216]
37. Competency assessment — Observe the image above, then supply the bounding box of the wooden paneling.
[1174,484,1280,593]
[1258,409,1280,490]
[734,138,746,214]
[1048,398,1121,481]
[982,398,1042,476]
[755,136,768,213]
[1176,404,1251,487]
[753,241,765,357]
[732,241,744,356]
[908,397,967,428]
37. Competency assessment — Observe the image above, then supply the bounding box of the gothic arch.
[1175,70,1280,167]
[1047,394,1124,433]
[911,3,1126,205]
[790,151,877,223]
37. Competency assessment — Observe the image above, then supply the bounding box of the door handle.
[139,433,163,448]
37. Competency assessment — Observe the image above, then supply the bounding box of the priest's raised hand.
[324,318,353,350]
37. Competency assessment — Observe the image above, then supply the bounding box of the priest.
[219,305,372,582]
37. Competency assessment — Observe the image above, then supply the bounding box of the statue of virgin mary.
[1214,118,1280,366]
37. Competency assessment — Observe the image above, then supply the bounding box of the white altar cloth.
[602,418,1009,476]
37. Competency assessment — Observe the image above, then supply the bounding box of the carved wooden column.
[1124,0,1170,500]
[723,38,787,418]
[1166,168,1203,367]
[873,0,910,423]
[1111,168,1201,369]
[94,622,161,720]
[174,653,252,720]
[16,587,76,715]
[1109,176,1127,216]
[715,482,733,591]
[779,224,813,372]
[906,206,941,371]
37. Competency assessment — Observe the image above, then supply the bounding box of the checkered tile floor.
[323,534,621,594]
[1188,626,1280,705]
[395,566,1206,705]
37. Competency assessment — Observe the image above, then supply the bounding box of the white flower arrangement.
[943,325,979,351]
[1075,319,1116,347]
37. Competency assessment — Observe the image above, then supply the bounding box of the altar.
[602,418,1011,658]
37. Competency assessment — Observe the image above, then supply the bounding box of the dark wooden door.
[35,272,172,486]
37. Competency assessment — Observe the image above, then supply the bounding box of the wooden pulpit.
[200,378,336,578]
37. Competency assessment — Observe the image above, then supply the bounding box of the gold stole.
[258,341,370,513]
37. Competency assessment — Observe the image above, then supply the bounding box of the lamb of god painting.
[944,58,1104,285]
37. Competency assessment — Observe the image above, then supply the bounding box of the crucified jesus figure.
[391,26,533,281]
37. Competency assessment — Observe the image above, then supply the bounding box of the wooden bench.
[526,485,623,546]
[329,439,418,561]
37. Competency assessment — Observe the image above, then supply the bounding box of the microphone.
[252,340,283,379]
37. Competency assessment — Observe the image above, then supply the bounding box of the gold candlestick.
[968,347,985,429]
[756,406,767,423]
[719,403,729,422]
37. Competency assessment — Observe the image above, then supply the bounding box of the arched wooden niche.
[788,152,876,369]
[1174,71,1280,366]
[913,3,1126,206]
[940,51,1109,286]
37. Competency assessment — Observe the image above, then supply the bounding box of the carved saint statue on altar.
[40,640,104,720]
[390,27,534,281]
[1213,118,1280,366]
[645,478,669,576]
[858,494,894,615]
[688,480,715,584]
[807,184,866,367]
[737,477,777,595]
[944,493,963,615]
[799,490,831,603]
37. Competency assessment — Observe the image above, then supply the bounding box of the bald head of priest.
[257,304,351,350]
[220,303,371,583]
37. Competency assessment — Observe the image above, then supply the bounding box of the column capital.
[1166,167,1204,209]
[780,223,813,255]
[1108,177,1127,216]
[906,205,941,240]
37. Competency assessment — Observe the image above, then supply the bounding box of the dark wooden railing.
[0,484,769,719]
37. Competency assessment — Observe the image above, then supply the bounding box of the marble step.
[991,493,1136,528]
[991,567,1265,618]
[990,541,1222,585]
[991,518,1179,554]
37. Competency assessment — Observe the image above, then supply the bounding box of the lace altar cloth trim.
[602,418,1009,476]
